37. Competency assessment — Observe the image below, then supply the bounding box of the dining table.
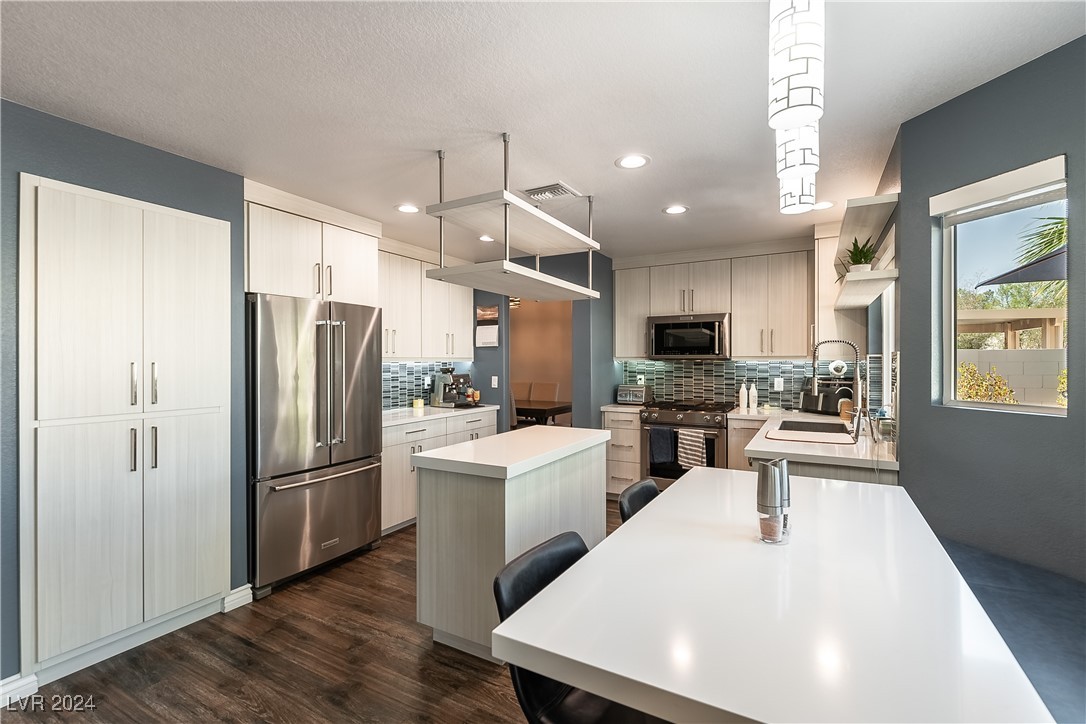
[514,398,573,425]
[491,466,1053,723]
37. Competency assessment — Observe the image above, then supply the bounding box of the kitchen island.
[411,425,609,660]
[492,467,1052,722]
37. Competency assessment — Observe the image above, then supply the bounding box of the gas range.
[639,400,736,428]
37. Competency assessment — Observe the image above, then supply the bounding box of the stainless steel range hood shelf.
[425,260,600,301]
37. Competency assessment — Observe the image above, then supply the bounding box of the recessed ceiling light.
[479,235,495,242]
[396,203,419,213]
[663,205,688,215]
[615,154,651,169]
[813,201,834,210]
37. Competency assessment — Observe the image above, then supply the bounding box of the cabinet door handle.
[326,265,332,297]
[810,324,815,353]
[690,288,694,311]
[680,289,685,312]
[384,329,389,354]
[392,329,396,354]
[405,428,428,435]
[771,329,775,354]
[760,329,765,353]
[611,476,634,482]
[130,362,138,406]
[151,362,158,405]
[151,425,158,469]
[611,444,634,449]
[314,263,322,296]
[130,428,137,471]
[410,445,415,473]
[450,333,454,355]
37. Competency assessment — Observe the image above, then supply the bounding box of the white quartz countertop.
[382,404,499,427]
[491,467,1051,723]
[411,425,610,479]
[600,404,643,413]
[745,410,899,471]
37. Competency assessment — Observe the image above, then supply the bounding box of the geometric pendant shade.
[775,123,819,179]
[779,174,816,214]
[768,0,825,130]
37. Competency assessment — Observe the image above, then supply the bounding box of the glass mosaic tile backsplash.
[381,361,472,409]
[620,359,871,410]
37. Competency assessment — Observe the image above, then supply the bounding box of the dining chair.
[511,380,532,400]
[618,479,661,523]
[493,532,665,724]
[529,381,560,424]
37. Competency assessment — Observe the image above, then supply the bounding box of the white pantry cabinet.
[378,251,423,359]
[421,262,475,360]
[248,203,378,307]
[731,251,810,357]
[21,176,231,674]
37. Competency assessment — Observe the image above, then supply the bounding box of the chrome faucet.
[811,338,860,411]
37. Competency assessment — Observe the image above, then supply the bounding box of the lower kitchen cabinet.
[35,411,228,661]
[603,409,643,496]
[446,409,497,444]
[381,418,447,534]
[727,419,765,471]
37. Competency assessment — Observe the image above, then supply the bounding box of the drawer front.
[606,460,641,495]
[383,418,448,447]
[604,411,641,429]
[606,427,640,463]
[447,410,498,435]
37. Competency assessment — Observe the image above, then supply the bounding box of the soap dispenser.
[739,381,749,410]
[749,381,759,411]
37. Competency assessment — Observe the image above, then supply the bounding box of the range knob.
[675,413,684,421]
[703,415,711,423]
[714,415,723,423]
[640,411,648,421]
[650,412,659,420]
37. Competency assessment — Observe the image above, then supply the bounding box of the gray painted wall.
[471,290,513,431]
[897,38,1085,581]
[0,101,248,676]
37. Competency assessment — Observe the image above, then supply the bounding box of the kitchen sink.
[778,420,851,435]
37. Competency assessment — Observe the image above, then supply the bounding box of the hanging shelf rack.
[424,133,601,301]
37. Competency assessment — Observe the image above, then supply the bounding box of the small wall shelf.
[834,268,899,309]
[836,193,898,257]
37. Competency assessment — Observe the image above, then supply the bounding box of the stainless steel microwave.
[647,313,731,360]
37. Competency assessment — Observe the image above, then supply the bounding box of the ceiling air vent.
[522,181,583,203]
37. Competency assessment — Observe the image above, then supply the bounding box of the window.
[932,157,1069,414]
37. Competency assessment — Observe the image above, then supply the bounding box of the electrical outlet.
[774,377,784,392]
[424,375,431,389]
[636,374,646,385]
[491,375,499,389]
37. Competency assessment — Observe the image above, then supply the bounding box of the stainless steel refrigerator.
[248,293,382,595]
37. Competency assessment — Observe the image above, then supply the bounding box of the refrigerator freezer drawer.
[254,458,381,588]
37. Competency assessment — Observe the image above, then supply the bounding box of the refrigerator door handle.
[269,461,381,492]
[315,321,330,448]
[332,319,347,445]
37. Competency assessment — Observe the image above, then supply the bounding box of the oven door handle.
[642,425,721,438]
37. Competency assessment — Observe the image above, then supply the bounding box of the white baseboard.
[0,673,39,706]
[221,584,253,613]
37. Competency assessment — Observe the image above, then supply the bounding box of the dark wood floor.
[6,503,623,723]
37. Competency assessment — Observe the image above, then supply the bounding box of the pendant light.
[768,0,825,130]
[779,175,816,215]
[775,122,819,179]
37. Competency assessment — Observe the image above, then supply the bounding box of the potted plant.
[836,237,876,279]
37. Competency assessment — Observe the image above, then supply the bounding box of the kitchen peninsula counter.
[411,426,609,660]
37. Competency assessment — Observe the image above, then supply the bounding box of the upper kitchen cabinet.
[731,251,810,357]
[247,204,379,307]
[614,267,650,358]
[421,263,474,360]
[648,260,731,315]
[379,251,423,359]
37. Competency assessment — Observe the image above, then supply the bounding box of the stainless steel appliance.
[647,313,731,360]
[616,384,654,405]
[248,293,382,596]
[431,369,477,408]
[640,400,734,487]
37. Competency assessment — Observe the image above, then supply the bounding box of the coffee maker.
[430,369,477,408]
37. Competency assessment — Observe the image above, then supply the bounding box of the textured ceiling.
[2,2,1083,261]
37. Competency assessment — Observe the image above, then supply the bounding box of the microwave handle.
[714,322,721,355]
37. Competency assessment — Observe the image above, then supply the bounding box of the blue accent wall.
[471,290,512,431]
[0,101,248,676]
[897,38,1085,580]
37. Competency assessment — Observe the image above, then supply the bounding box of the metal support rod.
[438,150,445,268]
[587,195,594,239]
[502,133,510,191]
[535,254,540,271]
[503,133,511,261]
[588,249,593,291]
